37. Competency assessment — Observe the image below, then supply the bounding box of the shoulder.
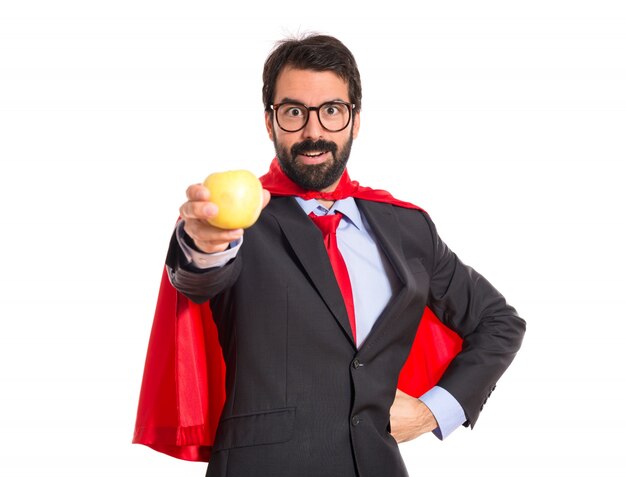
[355,199,439,263]
[356,199,435,233]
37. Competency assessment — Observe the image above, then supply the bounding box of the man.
[134,34,526,477]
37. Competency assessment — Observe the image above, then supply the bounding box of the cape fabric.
[133,158,463,462]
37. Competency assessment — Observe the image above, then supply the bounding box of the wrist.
[415,399,438,433]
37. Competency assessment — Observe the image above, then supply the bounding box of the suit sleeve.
[424,213,526,428]
[165,227,243,304]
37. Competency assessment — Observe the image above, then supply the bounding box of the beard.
[273,128,354,191]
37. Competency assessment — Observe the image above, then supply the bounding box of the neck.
[316,198,335,209]
[314,176,342,209]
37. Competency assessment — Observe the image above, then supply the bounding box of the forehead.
[274,67,350,104]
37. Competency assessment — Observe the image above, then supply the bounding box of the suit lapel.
[355,200,417,352]
[267,197,357,348]
[356,200,409,286]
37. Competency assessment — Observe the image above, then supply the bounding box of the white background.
[1,1,625,475]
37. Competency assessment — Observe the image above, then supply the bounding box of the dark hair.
[262,34,362,113]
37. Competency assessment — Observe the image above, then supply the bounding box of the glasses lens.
[319,102,351,132]
[276,103,308,132]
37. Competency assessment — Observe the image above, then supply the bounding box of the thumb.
[261,189,271,209]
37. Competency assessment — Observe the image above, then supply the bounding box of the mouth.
[297,150,331,165]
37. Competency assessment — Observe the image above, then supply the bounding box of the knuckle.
[183,224,197,241]
[186,184,199,199]
[195,202,209,218]
[185,219,205,237]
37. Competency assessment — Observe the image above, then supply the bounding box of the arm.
[165,183,270,303]
[425,214,526,428]
[165,225,243,304]
[176,221,242,269]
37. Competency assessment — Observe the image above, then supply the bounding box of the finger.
[185,223,244,253]
[194,231,243,251]
[186,183,210,201]
[179,200,218,221]
[261,189,271,209]
[184,218,244,243]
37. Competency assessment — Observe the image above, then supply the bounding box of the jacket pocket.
[213,407,296,451]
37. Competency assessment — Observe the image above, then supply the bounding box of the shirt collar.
[294,196,363,231]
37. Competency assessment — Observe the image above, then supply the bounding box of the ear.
[265,111,274,141]
[352,111,361,140]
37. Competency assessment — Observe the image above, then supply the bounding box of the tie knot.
[309,212,342,236]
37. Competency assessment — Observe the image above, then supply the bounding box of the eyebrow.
[277,97,349,105]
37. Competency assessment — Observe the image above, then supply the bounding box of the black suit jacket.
[166,196,526,477]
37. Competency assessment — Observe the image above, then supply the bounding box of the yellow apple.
[203,170,264,229]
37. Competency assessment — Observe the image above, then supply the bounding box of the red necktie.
[309,212,357,343]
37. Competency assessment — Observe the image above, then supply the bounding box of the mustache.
[291,139,338,158]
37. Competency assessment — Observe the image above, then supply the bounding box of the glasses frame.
[269,100,356,133]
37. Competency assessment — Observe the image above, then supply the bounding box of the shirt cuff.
[419,386,466,440]
[175,221,242,269]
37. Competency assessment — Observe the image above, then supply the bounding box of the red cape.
[133,159,463,461]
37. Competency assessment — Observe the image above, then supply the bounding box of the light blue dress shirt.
[176,196,466,439]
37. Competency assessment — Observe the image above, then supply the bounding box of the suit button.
[351,415,361,426]
[352,359,363,369]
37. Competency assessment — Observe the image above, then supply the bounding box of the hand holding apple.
[203,170,264,229]
[179,170,270,254]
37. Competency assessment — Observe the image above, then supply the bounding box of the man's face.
[265,67,360,192]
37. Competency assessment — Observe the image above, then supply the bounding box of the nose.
[301,110,324,139]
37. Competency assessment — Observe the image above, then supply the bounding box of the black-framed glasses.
[269,101,356,133]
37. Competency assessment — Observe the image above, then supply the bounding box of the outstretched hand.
[179,183,271,254]
[389,389,438,443]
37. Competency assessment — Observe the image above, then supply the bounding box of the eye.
[323,104,339,116]
[284,106,305,117]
